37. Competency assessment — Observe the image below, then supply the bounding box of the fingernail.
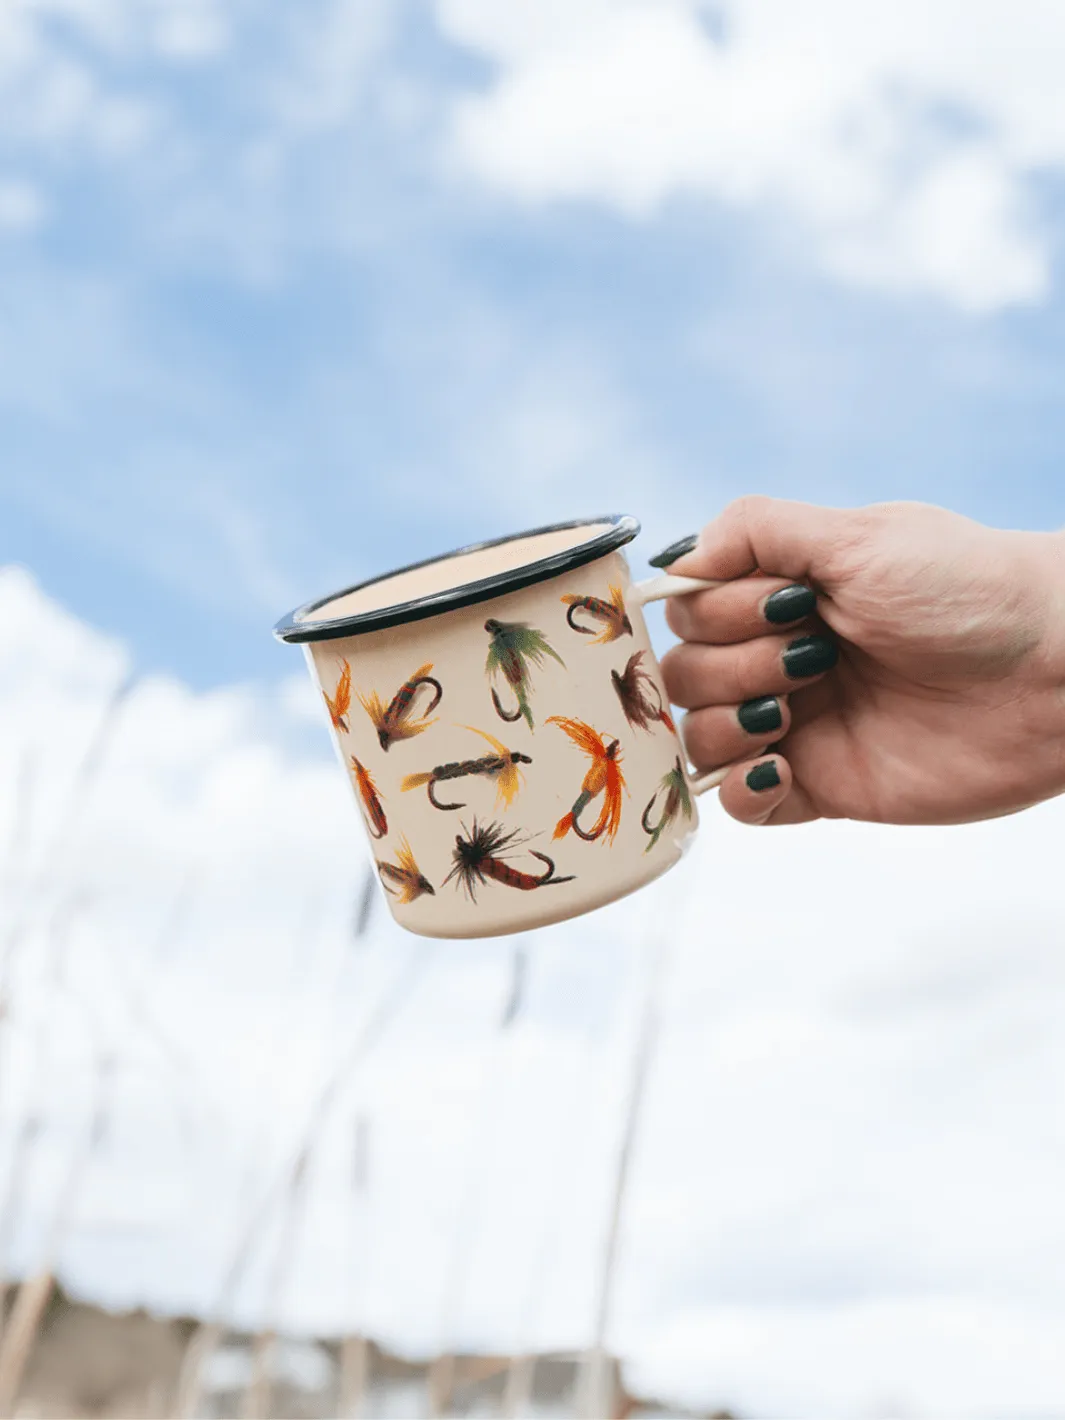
[746,760,781,792]
[783,634,839,679]
[737,696,783,735]
[649,534,698,569]
[764,584,816,625]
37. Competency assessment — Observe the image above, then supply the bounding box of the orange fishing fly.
[323,660,352,733]
[350,755,387,838]
[547,715,627,844]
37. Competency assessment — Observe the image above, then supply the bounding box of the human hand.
[654,497,1065,826]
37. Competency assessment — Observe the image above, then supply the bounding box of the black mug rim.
[273,514,641,644]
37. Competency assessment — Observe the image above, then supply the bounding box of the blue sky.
[6,8,1065,1412]
[3,0,1065,690]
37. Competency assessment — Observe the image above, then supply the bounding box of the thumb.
[670,495,858,588]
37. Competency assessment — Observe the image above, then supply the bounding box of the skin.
[658,497,1065,827]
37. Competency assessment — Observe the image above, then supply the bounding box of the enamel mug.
[274,516,724,940]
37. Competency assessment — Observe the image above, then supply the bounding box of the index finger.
[667,495,857,587]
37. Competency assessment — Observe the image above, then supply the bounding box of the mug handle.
[630,572,730,797]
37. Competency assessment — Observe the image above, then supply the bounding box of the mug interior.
[303,522,614,622]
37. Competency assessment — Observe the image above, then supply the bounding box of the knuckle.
[658,644,684,686]
[733,639,774,698]
[664,596,694,639]
[726,493,774,530]
[680,710,716,767]
[819,511,877,581]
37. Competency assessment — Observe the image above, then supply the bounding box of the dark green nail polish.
[764,584,816,624]
[782,634,839,679]
[737,696,783,735]
[746,760,781,792]
[649,534,697,569]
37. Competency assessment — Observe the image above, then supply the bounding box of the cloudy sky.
[3,2,1065,1416]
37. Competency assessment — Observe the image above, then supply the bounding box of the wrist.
[1027,528,1065,796]
[1037,529,1065,671]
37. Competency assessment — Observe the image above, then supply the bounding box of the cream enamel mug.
[274,516,725,940]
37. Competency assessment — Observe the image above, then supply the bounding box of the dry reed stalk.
[430,943,529,1419]
[239,1151,312,1420]
[333,1118,373,1418]
[1,675,135,969]
[0,751,38,1265]
[337,1333,369,1418]
[427,1351,456,1418]
[499,1352,537,1419]
[178,941,432,1419]
[576,921,673,1420]
[105,894,222,1147]
[0,677,134,1160]
[0,893,92,1347]
[241,1328,278,1420]
[0,1271,53,1416]
[0,1044,113,1417]
[0,1021,46,1350]
[0,751,36,982]
[353,863,377,942]
[172,1320,225,1419]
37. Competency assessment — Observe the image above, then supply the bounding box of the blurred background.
[3,2,1065,1416]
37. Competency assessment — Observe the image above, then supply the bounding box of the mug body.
[280,520,699,939]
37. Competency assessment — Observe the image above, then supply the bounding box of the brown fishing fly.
[611,651,676,734]
[358,662,442,750]
[377,837,435,902]
[560,584,633,644]
[402,727,532,812]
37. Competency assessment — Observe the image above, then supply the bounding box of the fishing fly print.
[359,662,442,750]
[548,716,626,845]
[323,660,352,733]
[401,726,531,812]
[484,619,565,730]
[350,756,388,839]
[611,651,676,734]
[642,756,694,851]
[443,819,574,901]
[377,837,435,902]
[561,584,632,644]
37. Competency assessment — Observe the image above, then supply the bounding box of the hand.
[655,497,1065,826]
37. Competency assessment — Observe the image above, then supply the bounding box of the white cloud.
[4,566,1065,1415]
[0,2,159,164]
[436,0,1065,311]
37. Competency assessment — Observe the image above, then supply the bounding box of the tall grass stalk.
[429,942,528,1419]
[0,677,135,1139]
[0,1044,113,1417]
[0,1017,46,1350]
[178,941,431,1420]
[576,917,674,1420]
[337,1333,370,1419]
[0,889,93,1345]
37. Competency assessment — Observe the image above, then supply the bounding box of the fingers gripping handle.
[631,572,729,798]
